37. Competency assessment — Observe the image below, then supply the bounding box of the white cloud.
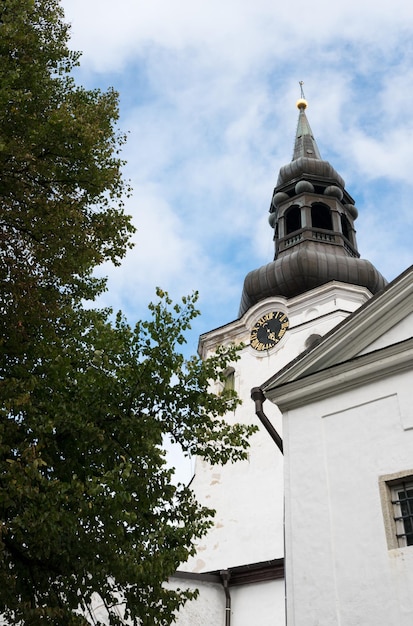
[58,0,413,484]
[61,0,413,333]
[62,0,413,76]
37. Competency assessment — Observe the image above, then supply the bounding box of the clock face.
[250,311,289,352]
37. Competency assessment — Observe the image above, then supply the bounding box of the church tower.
[240,94,386,316]
[170,93,387,626]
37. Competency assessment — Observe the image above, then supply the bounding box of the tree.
[0,2,255,625]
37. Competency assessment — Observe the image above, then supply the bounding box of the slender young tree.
[0,2,255,624]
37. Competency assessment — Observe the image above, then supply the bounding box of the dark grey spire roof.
[292,100,322,161]
[277,98,344,189]
[238,97,387,318]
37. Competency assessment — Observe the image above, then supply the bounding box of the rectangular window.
[379,471,413,550]
[392,482,413,547]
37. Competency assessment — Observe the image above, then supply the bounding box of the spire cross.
[296,82,308,111]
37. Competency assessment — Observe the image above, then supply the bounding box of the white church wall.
[284,367,413,626]
[169,577,285,626]
[230,579,285,626]
[185,283,371,574]
[186,422,284,571]
[168,578,225,626]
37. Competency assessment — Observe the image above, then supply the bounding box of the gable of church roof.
[261,265,413,408]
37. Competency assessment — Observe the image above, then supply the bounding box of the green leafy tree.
[0,1,255,625]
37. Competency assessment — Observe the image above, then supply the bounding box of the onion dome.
[239,93,387,317]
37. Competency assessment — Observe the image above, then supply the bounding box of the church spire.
[293,85,322,161]
[238,92,387,317]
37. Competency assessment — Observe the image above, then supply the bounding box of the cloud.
[63,0,413,74]
[58,0,413,486]
[62,0,413,335]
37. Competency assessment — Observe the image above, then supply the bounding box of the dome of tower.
[239,246,387,316]
[272,191,289,207]
[324,185,343,200]
[295,180,314,194]
[238,94,387,318]
[268,212,277,228]
[277,157,345,188]
[345,203,358,219]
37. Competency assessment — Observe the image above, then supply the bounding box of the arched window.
[285,205,301,234]
[223,368,235,393]
[311,203,332,231]
[341,214,352,242]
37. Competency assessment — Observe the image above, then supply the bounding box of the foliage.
[0,2,255,625]
[1,290,252,626]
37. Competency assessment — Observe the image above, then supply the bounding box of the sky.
[61,0,413,358]
[57,0,413,483]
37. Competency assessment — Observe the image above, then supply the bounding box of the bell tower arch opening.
[311,202,333,231]
[285,205,302,234]
[341,213,352,244]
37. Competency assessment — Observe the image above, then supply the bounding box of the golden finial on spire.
[296,81,308,110]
